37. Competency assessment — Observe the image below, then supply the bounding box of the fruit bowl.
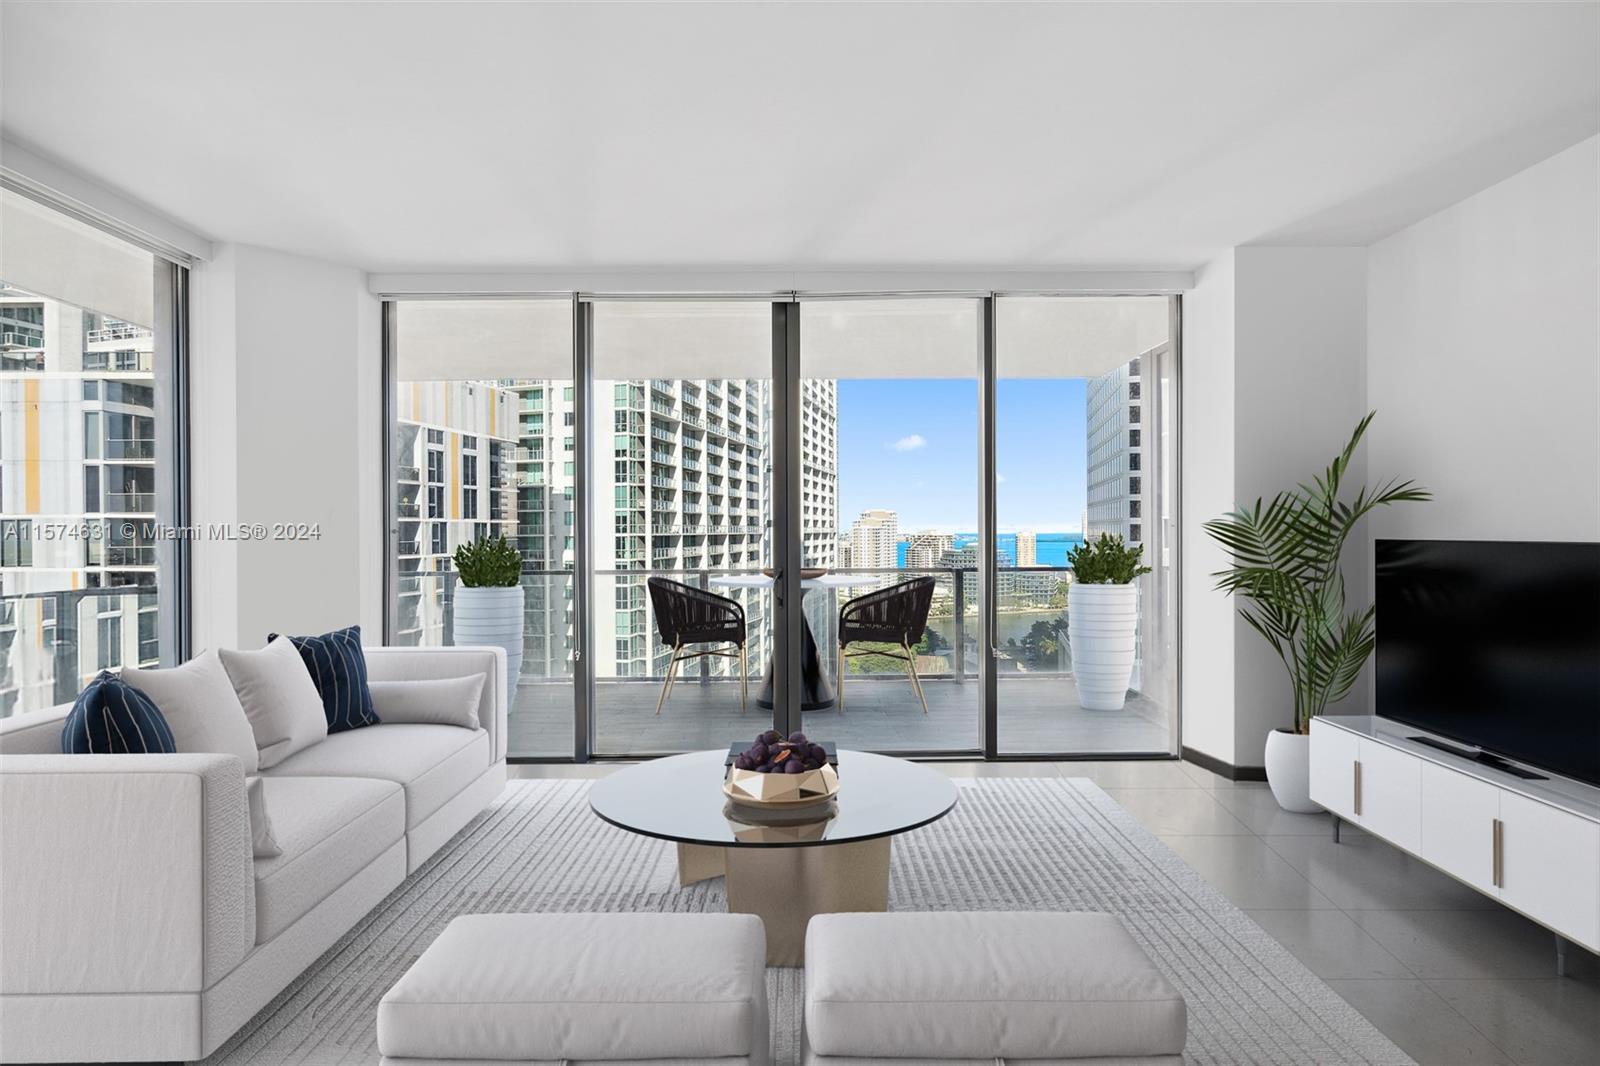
[761,567,828,581]
[724,730,839,809]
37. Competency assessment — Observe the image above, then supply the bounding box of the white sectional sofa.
[0,646,508,1064]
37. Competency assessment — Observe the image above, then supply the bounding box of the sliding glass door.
[389,298,576,757]
[993,297,1179,754]
[798,298,982,753]
[384,292,1179,760]
[588,301,776,755]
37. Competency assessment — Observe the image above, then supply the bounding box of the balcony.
[86,323,151,344]
[105,438,155,461]
[383,566,1171,759]
[103,492,156,512]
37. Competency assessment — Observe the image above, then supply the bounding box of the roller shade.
[996,296,1170,378]
[593,301,773,379]
[395,299,573,381]
[394,295,1169,382]
[0,188,154,327]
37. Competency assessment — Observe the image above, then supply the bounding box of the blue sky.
[835,378,1088,532]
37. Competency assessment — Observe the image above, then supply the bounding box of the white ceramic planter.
[452,585,524,695]
[1264,728,1318,812]
[1067,583,1139,711]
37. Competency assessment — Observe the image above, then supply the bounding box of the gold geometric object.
[722,762,839,808]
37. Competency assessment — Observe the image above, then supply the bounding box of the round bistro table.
[589,748,957,964]
[705,572,870,711]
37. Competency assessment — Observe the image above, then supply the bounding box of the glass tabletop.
[588,748,959,848]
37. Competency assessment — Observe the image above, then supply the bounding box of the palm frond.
[1203,412,1426,731]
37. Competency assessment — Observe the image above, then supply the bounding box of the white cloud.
[891,434,927,452]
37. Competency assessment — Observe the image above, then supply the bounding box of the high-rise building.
[393,381,520,647]
[473,377,838,681]
[847,509,899,575]
[799,378,838,569]
[1086,345,1165,546]
[903,530,954,571]
[1,283,160,714]
[1014,531,1038,567]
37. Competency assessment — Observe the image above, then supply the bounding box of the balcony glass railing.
[390,565,1079,689]
[0,586,160,715]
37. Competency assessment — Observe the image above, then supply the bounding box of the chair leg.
[837,644,846,713]
[905,642,929,715]
[656,648,682,716]
[739,644,748,712]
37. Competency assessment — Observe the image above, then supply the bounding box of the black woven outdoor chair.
[646,577,749,715]
[837,576,936,714]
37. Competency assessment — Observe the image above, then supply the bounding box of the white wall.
[1367,135,1599,544]
[1180,247,1369,767]
[190,244,383,650]
[1233,247,1370,764]
[1183,137,1598,772]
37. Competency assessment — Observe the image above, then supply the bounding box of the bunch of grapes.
[734,730,828,775]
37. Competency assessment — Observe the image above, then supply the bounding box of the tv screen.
[1375,539,1600,786]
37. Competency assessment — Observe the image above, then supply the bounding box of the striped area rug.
[206,777,1414,1065]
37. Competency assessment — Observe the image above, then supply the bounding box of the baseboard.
[1181,746,1267,782]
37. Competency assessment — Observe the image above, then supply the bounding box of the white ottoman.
[804,912,1186,1064]
[378,912,770,1065]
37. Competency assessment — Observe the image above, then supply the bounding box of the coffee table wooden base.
[676,839,891,966]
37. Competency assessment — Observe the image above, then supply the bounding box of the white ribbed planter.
[1265,728,1318,812]
[452,585,524,695]
[1068,583,1139,711]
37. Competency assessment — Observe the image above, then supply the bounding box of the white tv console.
[1310,715,1600,975]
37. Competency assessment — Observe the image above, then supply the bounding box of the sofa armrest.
[363,646,508,762]
[0,753,255,995]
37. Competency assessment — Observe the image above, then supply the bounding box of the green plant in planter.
[1067,533,1152,584]
[452,536,522,588]
[1203,412,1429,735]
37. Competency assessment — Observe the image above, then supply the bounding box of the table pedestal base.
[676,839,891,966]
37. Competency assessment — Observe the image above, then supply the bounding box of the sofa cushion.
[219,637,328,768]
[367,675,485,731]
[262,724,489,830]
[805,911,1187,1061]
[251,775,404,943]
[245,776,282,858]
[61,671,176,754]
[123,650,260,773]
[377,912,769,1062]
[268,625,380,734]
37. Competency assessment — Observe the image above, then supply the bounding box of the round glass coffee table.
[589,748,958,964]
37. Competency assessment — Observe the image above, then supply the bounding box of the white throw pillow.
[219,636,328,768]
[368,675,486,730]
[246,776,282,858]
[122,650,260,774]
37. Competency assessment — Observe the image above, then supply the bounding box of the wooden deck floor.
[506,675,1172,757]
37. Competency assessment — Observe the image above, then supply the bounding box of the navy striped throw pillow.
[267,625,379,734]
[62,671,177,754]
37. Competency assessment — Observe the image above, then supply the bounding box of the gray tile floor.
[510,758,1600,1066]
[507,677,1172,756]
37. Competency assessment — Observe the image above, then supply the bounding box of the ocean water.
[897,532,1084,568]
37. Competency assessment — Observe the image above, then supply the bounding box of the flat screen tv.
[1375,539,1600,787]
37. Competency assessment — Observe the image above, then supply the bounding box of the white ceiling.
[2,1,1596,274]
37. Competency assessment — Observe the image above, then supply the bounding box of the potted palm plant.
[1204,413,1428,811]
[1066,533,1152,711]
[451,536,524,695]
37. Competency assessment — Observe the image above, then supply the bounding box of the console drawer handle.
[1492,818,1503,888]
[1353,760,1362,817]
